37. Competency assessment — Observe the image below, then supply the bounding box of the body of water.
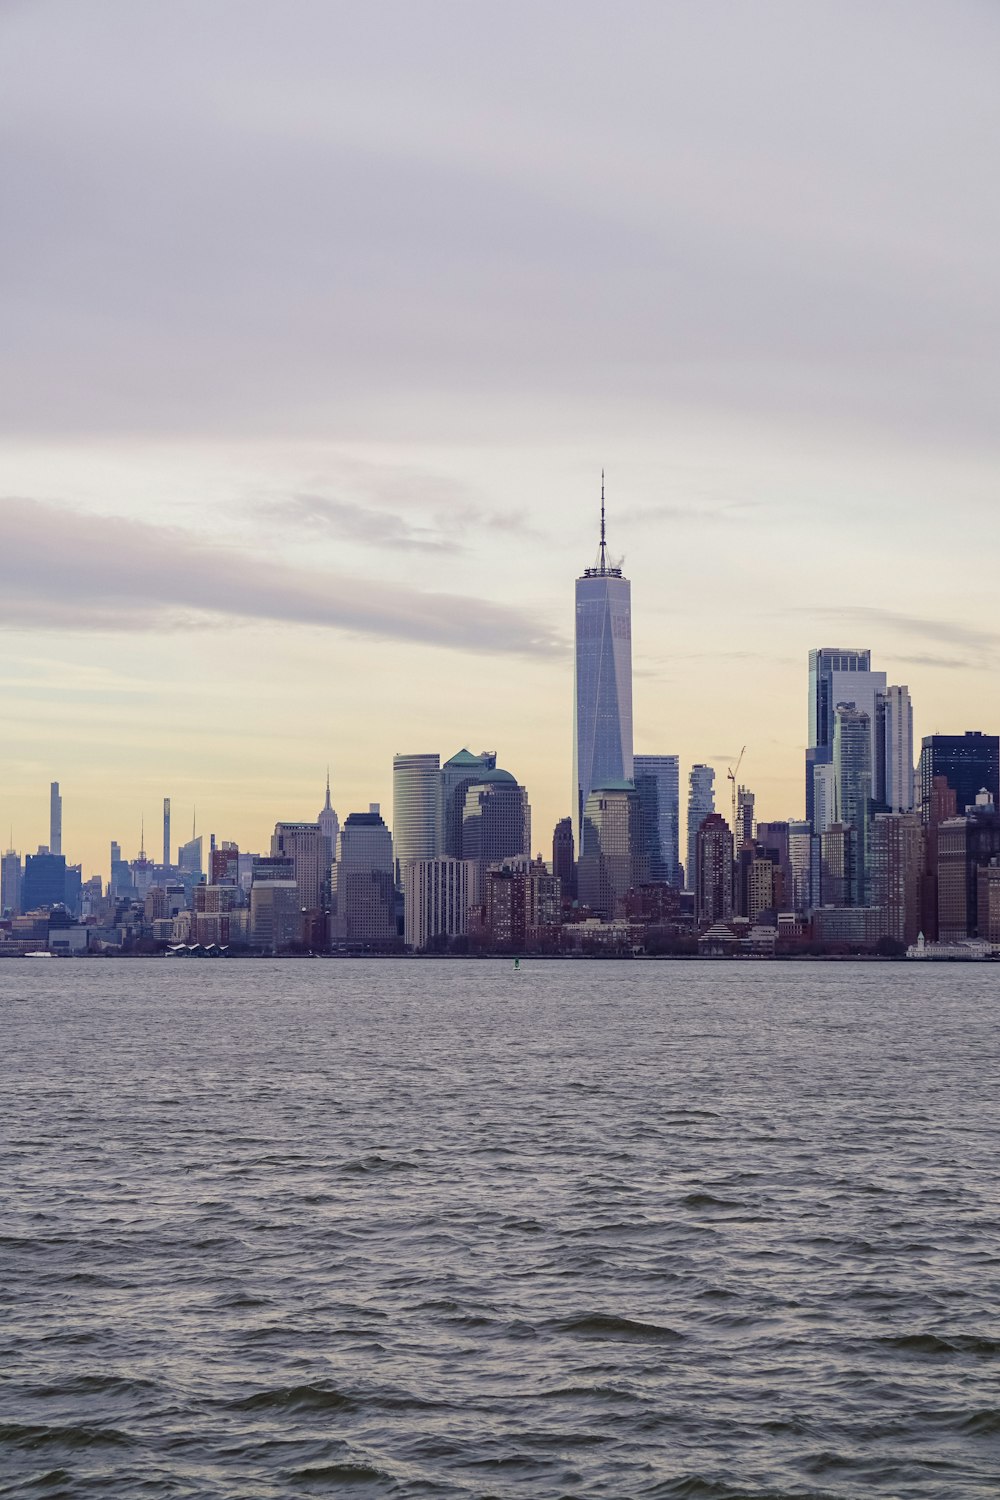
[2,959,998,1497]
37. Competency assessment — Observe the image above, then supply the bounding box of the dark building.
[552,816,576,901]
[936,793,1000,940]
[22,851,67,912]
[919,732,999,825]
[695,813,733,927]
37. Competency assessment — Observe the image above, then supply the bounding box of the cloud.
[263,492,462,554]
[0,497,564,657]
[807,606,1000,658]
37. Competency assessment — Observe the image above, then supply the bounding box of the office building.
[686,764,715,892]
[552,816,576,901]
[392,753,440,879]
[404,857,474,950]
[162,797,171,867]
[439,749,497,858]
[573,479,633,843]
[871,812,923,946]
[49,782,62,858]
[178,834,203,878]
[22,849,67,911]
[819,823,856,909]
[918,732,1000,823]
[736,785,755,847]
[935,791,1000,941]
[633,754,681,884]
[332,806,396,946]
[578,781,646,920]
[787,820,819,913]
[1,848,22,916]
[250,856,300,952]
[833,702,872,904]
[695,813,733,927]
[461,771,530,888]
[806,648,885,827]
[271,822,328,913]
[881,686,914,812]
[317,770,340,856]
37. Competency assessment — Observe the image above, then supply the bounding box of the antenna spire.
[599,469,607,574]
[325,765,332,809]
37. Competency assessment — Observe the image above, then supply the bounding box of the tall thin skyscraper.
[49,781,62,857]
[392,753,441,880]
[833,702,872,904]
[806,648,885,827]
[686,764,715,892]
[573,476,633,844]
[162,797,171,867]
[633,755,680,885]
[882,686,914,813]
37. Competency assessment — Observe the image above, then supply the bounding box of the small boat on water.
[24,951,53,959]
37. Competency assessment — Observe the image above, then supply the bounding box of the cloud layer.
[0,498,563,656]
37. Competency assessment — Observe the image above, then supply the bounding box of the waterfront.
[2,960,998,1498]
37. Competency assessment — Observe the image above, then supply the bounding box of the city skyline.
[3,3,1000,875]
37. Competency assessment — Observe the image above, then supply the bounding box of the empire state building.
[573,478,633,842]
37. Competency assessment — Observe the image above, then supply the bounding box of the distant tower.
[633,755,681,885]
[686,765,716,893]
[695,813,734,927]
[317,767,340,857]
[162,797,171,867]
[573,474,633,845]
[49,781,62,857]
[552,816,576,901]
[392,753,441,882]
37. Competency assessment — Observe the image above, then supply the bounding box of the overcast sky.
[3,0,999,872]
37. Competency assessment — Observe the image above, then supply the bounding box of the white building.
[404,857,474,949]
[882,685,915,812]
[686,764,715,893]
[392,752,441,880]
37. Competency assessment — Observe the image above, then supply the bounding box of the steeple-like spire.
[324,766,332,811]
[599,469,607,574]
[139,816,145,861]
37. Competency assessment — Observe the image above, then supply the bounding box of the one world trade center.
[573,477,633,843]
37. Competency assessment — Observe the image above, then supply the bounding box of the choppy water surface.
[1,960,998,1498]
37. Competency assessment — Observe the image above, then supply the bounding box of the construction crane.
[727,746,746,843]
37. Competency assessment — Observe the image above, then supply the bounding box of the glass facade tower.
[573,483,633,845]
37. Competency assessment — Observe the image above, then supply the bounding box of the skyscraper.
[1,847,22,916]
[882,686,914,812]
[573,478,633,843]
[806,649,885,827]
[49,781,62,858]
[578,781,646,920]
[633,754,681,885]
[918,732,1000,822]
[461,770,531,892]
[552,816,576,900]
[317,770,340,858]
[695,813,734,927]
[162,797,171,867]
[271,822,327,912]
[686,764,715,892]
[833,702,872,905]
[439,749,497,858]
[392,753,441,880]
[404,857,474,950]
[332,806,397,946]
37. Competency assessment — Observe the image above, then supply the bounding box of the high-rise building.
[211,843,240,884]
[633,754,680,885]
[833,702,872,905]
[819,822,856,909]
[881,686,914,812]
[935,791,1000,941]
[578,781,646,920]
[271,822,327,913]
[871,812,923,945]
[1,848,22,916]
[162,797,171,867]
[919,732,1000,823]
[404,857,474,950]
[573,479,633,843]
[461,770,530,890]
[695,813,733,927]
[22,849,67,911]
[736,785,755,847]
[317,770,340,855]
[787,820,819,913]
[178,835,203,878]
[49,781,62,857]
[250,855,300,952]
[392,753,440,880]
[552,817,576,901]
[686,765,715,892]
[332,806,396,946]
[806,649,885,826]
[439,749,497,858]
